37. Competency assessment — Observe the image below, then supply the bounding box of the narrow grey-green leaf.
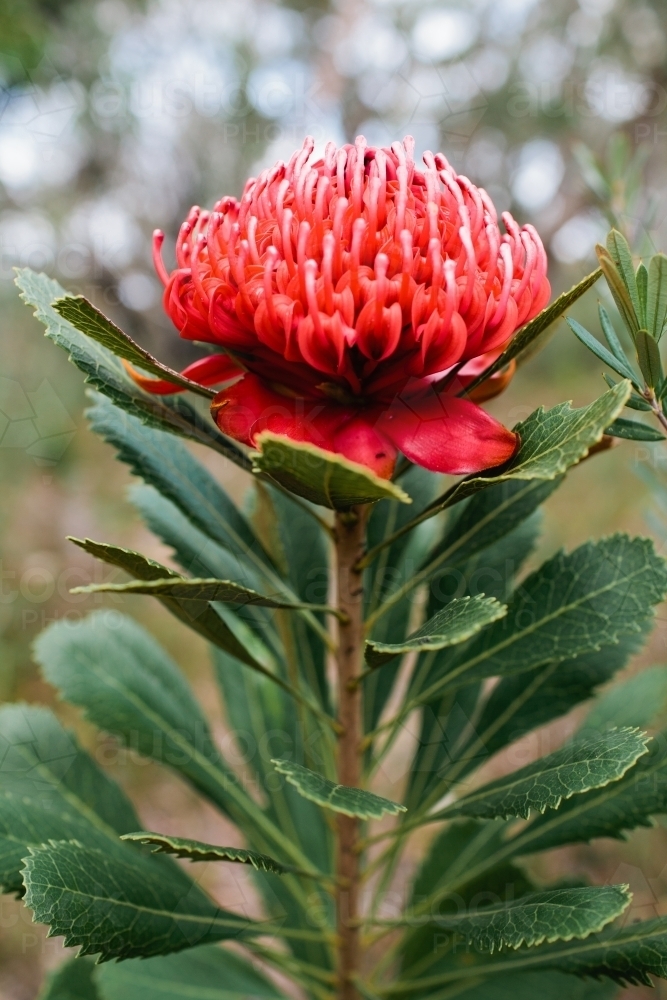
[72,575,335,614]
[53,295,215,398]
[438,728,650,820]
[648,252,667,341]
[38,957,99,1000]
[384,885,630,953]
[597,248,640,337]
[636,328,663,387]
[251,432,411,510]
[23,841,251,961]
[68,537,265,671]
[585,665,667,734]
[0,704,141,895]
[271,759,406,819]
[386,915,667,992]
[567,317,639,384]
[96,945,284,1000]
[598,303,633,367]
[637,262,649,328]
[121,833,290,874]
[365,595,506,669]
[86,393,265,571]
[416,535,667,700]
[605,417,665,441]
[463,268,602,392]
[14,269,248,467]
[607,229,641,320]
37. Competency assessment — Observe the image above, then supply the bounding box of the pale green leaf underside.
[365,595,507,669]
[96,945,285,1000]
[72,575,336,615]
[251,431,411,510]
[22,841,251,961]
[439,728,650,820]
[14,269,247,466]
[121,833,289,874]
[271,759,406,819]
[53,295,215,398]
[383,885,631,953]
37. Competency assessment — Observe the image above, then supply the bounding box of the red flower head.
[145,136,550,479]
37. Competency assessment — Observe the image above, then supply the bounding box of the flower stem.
[335,505,368,1000]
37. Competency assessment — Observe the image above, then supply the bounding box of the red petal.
[333,418,397,479]
[212,374,350,449]
[377,386,517,475]
[124,353,242,395]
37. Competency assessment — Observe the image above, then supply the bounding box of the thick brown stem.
[335,506,368,1000]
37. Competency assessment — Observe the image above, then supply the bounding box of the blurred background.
[2,0,667,996]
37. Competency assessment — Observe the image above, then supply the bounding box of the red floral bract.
[146,135,550,478]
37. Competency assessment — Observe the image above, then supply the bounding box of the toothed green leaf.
[251,431,411,509]
[271,759,406,819]
[365,595,506,669]
[438,728,650,820]
[120,833,290,874]
[22,841,251,961]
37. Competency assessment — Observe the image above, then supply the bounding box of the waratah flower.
[140,135,550,479]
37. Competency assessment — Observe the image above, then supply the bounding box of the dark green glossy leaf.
[438,728,650,820]
[121,833,290,874]
[23,841,251,961]
[365,596,506,669]
[271,759,406,819]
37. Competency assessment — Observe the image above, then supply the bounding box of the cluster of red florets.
[141,136,550,478]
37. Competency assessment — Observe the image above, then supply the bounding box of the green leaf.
[33,613,255,829]
[439,972,615,1000]
[251,431,411,510]
[365,595,507,669]
[0,704,141,895]
[462,268,602,392]
[23,841,251,961]
[72,574,336,615]
[469,630,649,768]
[38,958,99,1000]
[604,417,665,441]
[598,303,633,367]
[414,381,631,528]
[585,665,667,734]
[386,916,667,992]
[567,317,639,385]
[86,393,265,573]
[513,727,667,854]
[438,728,650,820]
[15,269,248,468]
[121,833,290,874]
[386,885,631,952]
[53,295,215,398]
[414,535,667,700]
[96,946,284,1000]
[68,537,268,671]
[271,759,406,819]
[647,253,667,341]
[636,328,664,389]
[597,247,640,338]
[606,229,641,321]
[637,262,649,328]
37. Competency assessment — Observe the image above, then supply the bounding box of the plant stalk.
[335,505,368,1000]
